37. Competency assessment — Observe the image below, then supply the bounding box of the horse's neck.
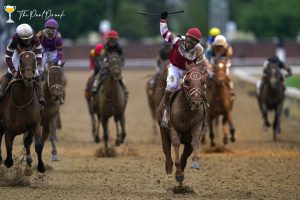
[174,90,192,112]
[102,74,120,95]
[12,81,35,104]
[43,79,52,101]
[265,82,283,97]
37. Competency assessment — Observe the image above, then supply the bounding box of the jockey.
[93,43,104,76]
[160,11,207,129]
[156,41,172,72]
[205,27,221,58]
[37,18,63,73]
[91,30,128,95]
[0,23,45,106]
[207,35,234,92]
[257,55,292,94]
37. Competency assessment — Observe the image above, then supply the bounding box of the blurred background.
[0,0,300,67]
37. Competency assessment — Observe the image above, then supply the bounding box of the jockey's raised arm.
[160,19,179,45]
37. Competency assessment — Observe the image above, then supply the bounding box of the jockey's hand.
[160,11,168,20]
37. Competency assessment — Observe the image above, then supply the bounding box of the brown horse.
[205,59,235,146]
[146,62,169,135]
[41,62,65,161]
[85,75,100,143]
[157,63,207,185]
[0,51,45,173]
[256,62,285,141]
[93,53,127,148]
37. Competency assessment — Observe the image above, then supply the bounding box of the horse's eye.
[184,79,191,87]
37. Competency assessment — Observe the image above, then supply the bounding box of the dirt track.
[0,69,300,200]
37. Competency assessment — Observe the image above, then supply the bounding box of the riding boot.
[0,73,11,99]
[92,74,101,96]
[35,76,46,107]
[161,90,173,129]
[119,79,129,97]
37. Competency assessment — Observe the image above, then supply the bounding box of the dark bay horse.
[157,63,207,185]
[205,59,235,146]
[256,62,285,141]
[41,62,65,161]
[146,62,169,135]
[0,51,45,174]
[93,53,127,148]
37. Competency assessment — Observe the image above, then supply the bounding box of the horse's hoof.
[191,162,200,170]
[24,165,33,176]
[210,142,216,147]
[230,137,236,143]
[223,137,229,145]
[52,154,60,161]
[4,159,13,168]
[115,139,121,146]
[175,174,185,182]
[38,163,46,173]
[161,122,169,129]
[95,137,100,143]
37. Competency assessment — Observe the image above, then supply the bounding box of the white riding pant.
[166,63,186,92]
[41,50,57,73]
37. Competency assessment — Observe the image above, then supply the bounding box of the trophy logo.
[4,5,16,23]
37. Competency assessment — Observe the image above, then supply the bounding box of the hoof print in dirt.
[95,146,117,157]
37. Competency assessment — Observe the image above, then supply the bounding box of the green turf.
[286,75,300,89]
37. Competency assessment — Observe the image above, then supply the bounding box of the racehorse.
[256,62,285,141]
[0,50,45,174]
[205,59,235,146]
[41,62,65,161]
[157,62,207,185]
[93,53,127,149]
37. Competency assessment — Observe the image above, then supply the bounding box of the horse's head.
[264,62,281,90]
[182,62,208,110]
[46,61,64,98]
[212,59,227,83]
[107,53,123,80]
[19,51,36,86]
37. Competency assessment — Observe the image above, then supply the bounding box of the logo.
[4,5,16,23]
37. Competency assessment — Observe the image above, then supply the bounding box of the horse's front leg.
[119,114,126,144]
[191,124,203,170]
[88,100,99,143]
[222,115,229,145]
[0,123,4,164]
[170,127,183,183]
[4,131,15,168]
[208,118,215,146]
[273,103,283,141]
[160,128,173,175]
[180,143,193,172]
[50,116,59,161]
[262,104,271,128]
[101,118,109,148]
[33,125,46,173]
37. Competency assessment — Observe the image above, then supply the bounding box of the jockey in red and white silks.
[159,11,206,128]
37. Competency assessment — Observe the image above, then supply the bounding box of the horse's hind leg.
[50,117,59,161]
[208,119,215,147]
[33,125,46,173]
[4,132,15,168]
[226,112,236,143]
[119,114,126,144]
[23,133,34,176]
[222,116,229,145]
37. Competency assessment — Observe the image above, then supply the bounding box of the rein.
[10,79,35,112]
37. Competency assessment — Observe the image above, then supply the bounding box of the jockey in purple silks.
[0,23,45,106]
[37,18,64,73]
[37,18,64,103]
